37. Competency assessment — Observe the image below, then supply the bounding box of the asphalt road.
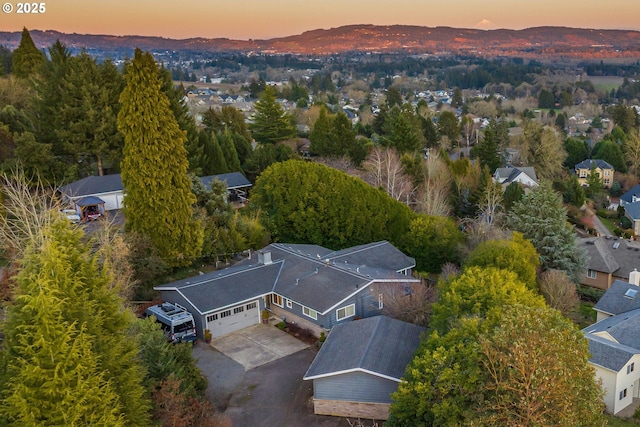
[194,343,346,426]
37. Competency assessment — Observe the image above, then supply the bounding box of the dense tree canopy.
[117,49,203,267]
[464,232,539,291]
[251,160,461,272]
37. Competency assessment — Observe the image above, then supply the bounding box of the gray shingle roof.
[575,159,615,171]
[323,241,416,273]
[59,174,123,198]
[626,202,640,221]
[200,172,251,191]
[580,237,640,279]
[494,165,538,185]
[59,172,251,198]
[303,316,425,381]
[584,307,640,349]
[621,184,640,204]
[156,242,418,314]
[586,334,636,372]
[593,280,640,316]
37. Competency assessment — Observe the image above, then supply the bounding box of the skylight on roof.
[624,288,638,299]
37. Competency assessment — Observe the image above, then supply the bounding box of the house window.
[587,270,597,279]
[302,306,318,320]
[378,293,384,310]
[220,310,231,318]
[620,388,628,400]
[233,306,244,314]
[605,170,611,176]
[579,170,587,178]
[336,304,355,321]
[604,179,611,185]
[207,313,218,322]
[272,294,283,307]
[286,299,293,309]
[628,363,635,374]
[246,302,257,310]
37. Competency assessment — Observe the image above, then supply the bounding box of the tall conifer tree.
[118,49,203,267]
[11,28,44,79]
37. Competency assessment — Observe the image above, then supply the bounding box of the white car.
[61,209,81,224]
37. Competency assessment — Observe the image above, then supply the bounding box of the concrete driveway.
[210,323,310,370]
[194,325,349,426]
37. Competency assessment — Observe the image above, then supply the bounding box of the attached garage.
[205,300,260,338]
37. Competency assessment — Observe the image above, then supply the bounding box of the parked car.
[61,209,81,224]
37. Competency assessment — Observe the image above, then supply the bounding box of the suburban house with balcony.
[154,241,418,339]
[578,236,640,290]
[584,273,640,415]
[575,159,615,188]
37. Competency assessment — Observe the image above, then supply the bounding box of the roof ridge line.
[357,316,381,369]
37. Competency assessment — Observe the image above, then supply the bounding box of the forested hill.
[1,26,640,58]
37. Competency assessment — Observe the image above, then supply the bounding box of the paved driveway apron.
[210,323,310,370]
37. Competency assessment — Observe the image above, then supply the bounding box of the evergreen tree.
[309,105,333,156]
[0,218,151,426]
[11,28,44,79]
[117,49,203,267]
[473,118,508,171]
[159,69,201,174]
[507,181,586,282]
[201,130,227,175]
[218,128,241,172]
[249,85,296,144]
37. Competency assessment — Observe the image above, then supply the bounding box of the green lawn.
[598,215,618,234]
[606,414,640,426]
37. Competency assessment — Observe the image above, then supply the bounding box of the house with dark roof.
[154,241,418,339]
[578,236,640,290]
[303,316,424,420]
[620,184,640,207]
[493,165,538,189]
[584,273,640,414]
[58,172,252,211]
[575,159,615,188]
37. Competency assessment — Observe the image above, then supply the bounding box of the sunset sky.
[2,0,640,40]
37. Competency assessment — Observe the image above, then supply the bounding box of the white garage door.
[206,300,260,338]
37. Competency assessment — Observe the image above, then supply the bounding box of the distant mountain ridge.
[2,25,640,58]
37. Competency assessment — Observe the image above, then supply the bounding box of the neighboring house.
[584,274,640,414]
[200,172,252,205]
[492,165,538,189]
[578,236,640,290]
[58,174,124,212]
[620,184,640,207]
[625,202,640,236]
[154,241,418,339]
[575,159,615,188]
[303,316,424,420]
[59,172,251,210]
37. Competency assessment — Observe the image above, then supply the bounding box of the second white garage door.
[206,300,260,338]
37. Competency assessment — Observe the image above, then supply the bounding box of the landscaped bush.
[576,284,605,304]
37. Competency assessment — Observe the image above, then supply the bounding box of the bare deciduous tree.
[415,152,452,217]
[477,180,504,228]
[373,281,437,328]
[0,168,59,263]
[538,269,580,315]
[362,147,415,204]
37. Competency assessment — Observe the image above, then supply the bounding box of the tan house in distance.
[578,236,640,290]
[575,159,615,188]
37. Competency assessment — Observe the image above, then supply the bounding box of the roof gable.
[580,237,640,278]
[621,184,640,204]
[593,280,640,316]
[303,316,425,381]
